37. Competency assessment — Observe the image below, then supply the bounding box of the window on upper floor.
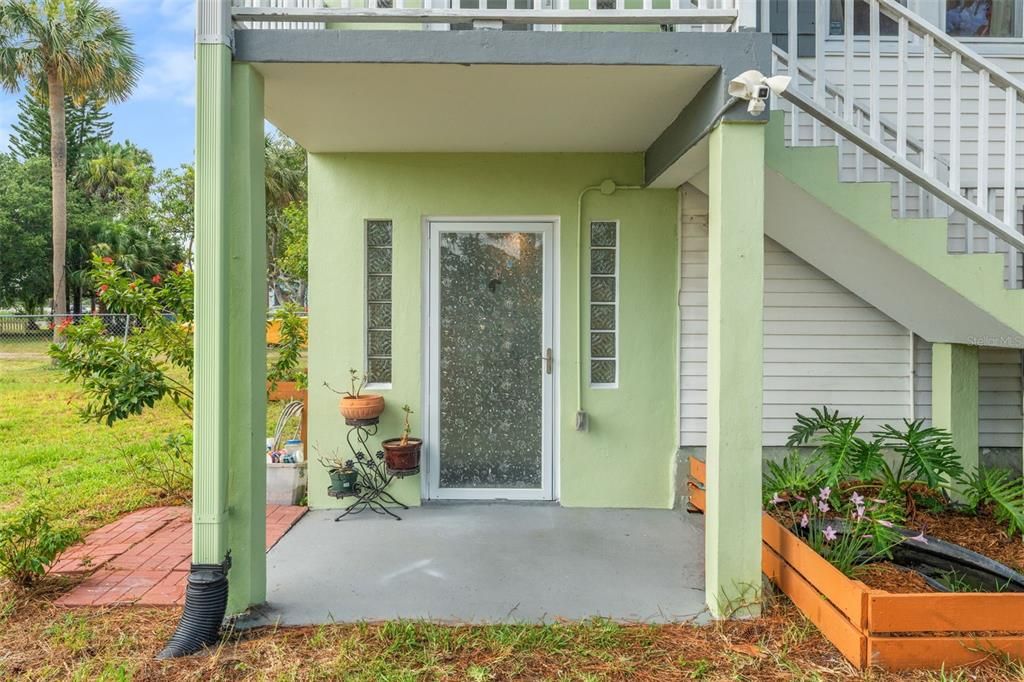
[767,0,1021,56]
[827,0,903,36]
[945,0,1021,38]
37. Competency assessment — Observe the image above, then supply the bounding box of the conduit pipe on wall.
[573,94,749,428]
[575,179,641,431]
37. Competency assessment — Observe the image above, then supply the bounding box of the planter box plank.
[688,456,705,484]
[868,636,1024,671]
[687,483,706,512]
[762,515,868,627]
[763,544,867,668]
[868,593,1024,634]
[682,453,1024,670]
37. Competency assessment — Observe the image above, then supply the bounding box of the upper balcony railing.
[230,0,741,31]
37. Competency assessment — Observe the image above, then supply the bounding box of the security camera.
[728,70,792,115]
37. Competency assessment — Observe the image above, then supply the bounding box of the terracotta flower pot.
[382,438,422,472]
[339,394,385,421]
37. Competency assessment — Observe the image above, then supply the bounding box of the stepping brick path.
[52,505,306,607]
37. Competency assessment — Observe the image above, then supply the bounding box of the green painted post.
[705,121,765,619]
[931,343,979,489]
[193,42,232,567]
[225,63,268,613]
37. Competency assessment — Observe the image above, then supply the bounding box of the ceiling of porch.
[254,62,717,154]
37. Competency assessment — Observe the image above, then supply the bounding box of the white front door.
[426,220,555,500]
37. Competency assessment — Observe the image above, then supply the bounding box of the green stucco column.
[193,42,232,569]
[705,121,765,619]
[224,63,268,613]
[194,36,268,612]
[931,343,979,488]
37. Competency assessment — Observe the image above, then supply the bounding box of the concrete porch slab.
[249,503,706,625]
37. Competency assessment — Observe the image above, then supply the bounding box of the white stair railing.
[770,0,1024,289]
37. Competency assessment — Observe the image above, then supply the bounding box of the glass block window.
[589,221,618,387]
[366,220,393,385]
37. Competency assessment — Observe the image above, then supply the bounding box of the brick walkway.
[52,505,306,607]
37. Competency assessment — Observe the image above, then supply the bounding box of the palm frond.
[763,451,825,504]
[0,0,139,101]
[786,406,842,448]
[818,416,867,487]
[875,419,964,489]
[848,436,886,482]
[964,467,1024,538]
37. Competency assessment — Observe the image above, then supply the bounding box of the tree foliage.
[0,0,141,327]
[8,89,111,170]
[50,256,194,425]
[265,132,308,304]
[0,154,52,310]
[154,164,195,263]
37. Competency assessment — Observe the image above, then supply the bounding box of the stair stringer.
[763,121,1024,347]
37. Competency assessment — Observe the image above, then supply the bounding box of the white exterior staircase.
[764,0,1024,346]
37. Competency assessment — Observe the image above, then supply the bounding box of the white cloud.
[135,45,196,108]
[103,0,195,32]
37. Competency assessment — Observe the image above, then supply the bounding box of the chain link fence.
[0,313,137,357]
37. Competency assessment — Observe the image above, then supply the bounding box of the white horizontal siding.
[679,187,914,447]
[914,338,1024,449]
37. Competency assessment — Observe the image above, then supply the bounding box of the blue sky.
[0,0,197,171]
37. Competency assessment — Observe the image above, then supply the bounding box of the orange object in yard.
[687,455,1024,672]
[266,318,308,347]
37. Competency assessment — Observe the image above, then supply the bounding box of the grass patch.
[1,593,1023,681]
[0,358,189,529]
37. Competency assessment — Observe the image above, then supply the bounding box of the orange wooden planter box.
[687,456,1024,671]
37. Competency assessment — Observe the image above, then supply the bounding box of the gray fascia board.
[235,28,764,68]
[644,31,772,185]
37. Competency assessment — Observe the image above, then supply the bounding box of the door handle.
[541,348,553,375]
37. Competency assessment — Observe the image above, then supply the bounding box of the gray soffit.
[235,29,772,185]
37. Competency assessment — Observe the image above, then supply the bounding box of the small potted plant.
[334,368,385,421]
[320,455,358,496]
[382,404,422,473]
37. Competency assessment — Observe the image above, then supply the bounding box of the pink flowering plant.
[769,482,905,577]
[762,405,961,576]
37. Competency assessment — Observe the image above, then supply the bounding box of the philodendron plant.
[764,406,1024,575]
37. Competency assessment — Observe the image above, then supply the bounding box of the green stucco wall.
[307,153,679,509]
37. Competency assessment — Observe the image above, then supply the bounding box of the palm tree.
[0,0,140,338]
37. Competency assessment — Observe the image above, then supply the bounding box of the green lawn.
[0,338,53,355]
[0,352,299,531]
[0,356,190,529]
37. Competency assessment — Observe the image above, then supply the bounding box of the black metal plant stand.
[327,417,416,521]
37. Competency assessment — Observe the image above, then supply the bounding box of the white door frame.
[422,217,558,500]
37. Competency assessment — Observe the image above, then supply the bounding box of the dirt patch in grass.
[2,583,1024,681]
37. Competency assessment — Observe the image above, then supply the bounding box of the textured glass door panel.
[438,231,544,489]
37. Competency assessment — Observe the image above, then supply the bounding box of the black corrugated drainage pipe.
[156,553,232,659]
